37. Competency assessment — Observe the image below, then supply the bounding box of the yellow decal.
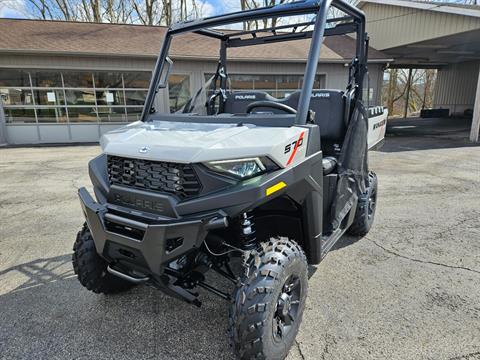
[266,181,287,196]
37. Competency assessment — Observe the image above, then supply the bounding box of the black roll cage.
[142,0,368,126]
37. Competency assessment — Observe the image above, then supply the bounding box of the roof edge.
[358,0,480,18]
[0,49,391,63]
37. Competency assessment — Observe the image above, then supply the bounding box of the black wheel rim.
[368,186,377,220]
[273,275,302,342]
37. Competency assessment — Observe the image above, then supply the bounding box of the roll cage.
[142,0,368,125]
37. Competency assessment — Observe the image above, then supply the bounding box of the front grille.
[107,155,202,199]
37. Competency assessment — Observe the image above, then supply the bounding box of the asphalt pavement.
[0,124,479,359]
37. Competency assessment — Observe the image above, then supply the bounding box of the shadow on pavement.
[0,254,235,360]
[380,117,479,153]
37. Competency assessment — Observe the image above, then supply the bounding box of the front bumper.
[79,187,222,276]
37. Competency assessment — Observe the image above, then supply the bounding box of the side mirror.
[158,57,173,89]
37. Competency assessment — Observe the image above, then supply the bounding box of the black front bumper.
[80,150,325,276]
[79,187,219,276]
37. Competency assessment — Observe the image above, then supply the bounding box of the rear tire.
[348,171,378,236]
[72,223,134,294]
[229,238,308,360]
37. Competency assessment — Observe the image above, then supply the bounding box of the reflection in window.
[126,107,144,122]
[94,72,123,89]
[0,70,31,87]
[125,90,148,106]
[0,88,34,105]
[30,71,62,88]
[0,69,152,124]
[33,89,65,106]
[63,72,94,88]
[68,107,98,122]
[36,108,68,123]
[4,108,36,123]
[96,90,125,106]
[168,74,190,113]
[123,72,152,89]
[65,89,96,105]
[98,107,127,122]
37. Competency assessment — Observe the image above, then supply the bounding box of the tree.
[2,0,209,25]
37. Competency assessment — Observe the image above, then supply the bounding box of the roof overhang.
[358,0,480,19]
[385,29,480,68]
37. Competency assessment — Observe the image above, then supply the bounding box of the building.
[358,0,480,141]
[0,19,391,145]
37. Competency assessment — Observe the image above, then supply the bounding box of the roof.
[0,18,390,63]
[358,0,480,18]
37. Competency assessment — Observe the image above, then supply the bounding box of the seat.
[223,91,276,114]
[308,90,346,154]
[322,156,337,175]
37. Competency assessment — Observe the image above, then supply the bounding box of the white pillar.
[470,64,480,142]
[0,100,7,145]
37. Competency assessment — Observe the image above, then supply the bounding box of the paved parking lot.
[1,129,479,360]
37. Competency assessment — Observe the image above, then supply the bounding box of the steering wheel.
[246,101,297,114]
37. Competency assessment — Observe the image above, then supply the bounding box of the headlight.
[204,157,279,179]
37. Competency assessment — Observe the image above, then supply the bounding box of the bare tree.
[5,0,208,25]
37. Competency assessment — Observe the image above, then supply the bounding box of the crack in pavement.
[295,339,306,360]
[366,237,480,275]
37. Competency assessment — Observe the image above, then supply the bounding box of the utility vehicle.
[73,1,387,358]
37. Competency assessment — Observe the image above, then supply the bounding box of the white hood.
[101,120,309,168]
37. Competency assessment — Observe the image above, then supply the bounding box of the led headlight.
[205,157,278,179]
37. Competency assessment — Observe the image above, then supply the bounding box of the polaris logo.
[139,146,150,154]
[312,93,330,98]
[235,94,256,100]
[113,193,165,212]
[373,119,387,130]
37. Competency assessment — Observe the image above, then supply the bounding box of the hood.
[101,120,308,168]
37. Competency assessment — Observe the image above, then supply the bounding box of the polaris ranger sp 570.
[73,1,387,358]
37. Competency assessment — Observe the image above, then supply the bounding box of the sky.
[0,0,476,21]
[0,0,240,20]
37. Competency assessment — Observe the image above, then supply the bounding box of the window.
[36,108,68,123]
[33,89,65,106]
[168,74,191,113]
[30,71,62,88]
[4,108,36,124]
[98,107,127,122]
[123,72,152,89]
[65,89,96,106]
[96,90,125,106]
[68,107,98,123]
[0,88,34,105]
[63,72,94,88]
[126,107,144,122]
[0,69,151,124]
[125,90,148,106]
[0,70,31,87]
[93,72,123,89]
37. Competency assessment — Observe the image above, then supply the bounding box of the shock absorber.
[238,211,257,250]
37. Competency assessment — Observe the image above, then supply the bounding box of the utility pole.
[404,68,413,118]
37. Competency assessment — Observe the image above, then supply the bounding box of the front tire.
[229,238,308,360]
[348,171,378,236]
[72,223,134,294]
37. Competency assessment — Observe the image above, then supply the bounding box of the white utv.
[73,1,387,359]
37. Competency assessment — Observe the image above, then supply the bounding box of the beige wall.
[434,61,480,114]
[362,3,480,50]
